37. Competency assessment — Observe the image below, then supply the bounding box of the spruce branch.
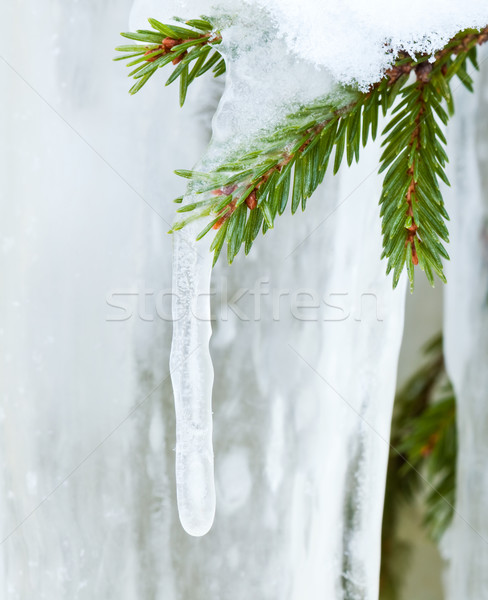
[379,74,451,289]
[172,25,487,284]
[379,27,487,289]
[171,78,405,264]
[115,19,488,288]
[114,16,224,103]
[380,334,457,598]
[172,91,370,264]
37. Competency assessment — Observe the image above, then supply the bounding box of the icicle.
[170,222,216,537]
[442,46,488,599]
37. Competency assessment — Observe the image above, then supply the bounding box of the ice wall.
[3,0,466,599]
[0,1,205,597]
[442,45,488,599]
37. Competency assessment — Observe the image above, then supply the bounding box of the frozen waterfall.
[1,1,487,600]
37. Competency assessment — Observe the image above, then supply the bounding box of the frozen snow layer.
[254,0,488,88]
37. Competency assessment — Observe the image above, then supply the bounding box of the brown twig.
[144,32,218,65]
[210,25,488,233]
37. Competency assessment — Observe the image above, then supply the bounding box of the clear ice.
[170,223,216,536]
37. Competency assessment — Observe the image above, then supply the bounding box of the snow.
[137,0,488,91]
[253,0,488,89]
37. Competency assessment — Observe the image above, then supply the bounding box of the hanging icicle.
[170,223,216,537]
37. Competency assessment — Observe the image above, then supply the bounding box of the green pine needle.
[114,16,224,101]
[381,333,456,597]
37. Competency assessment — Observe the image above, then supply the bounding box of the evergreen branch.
[170,25,487,283]
[114,16,223,103]
[172,85,390,265]
[379,73,451,289]
[399,392,456,540]
[380,334,457,598]
[379,27,488,289]
[115,17,488,287]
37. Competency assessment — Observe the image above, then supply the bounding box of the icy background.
[442,44,488,599]
[0,1,486,599]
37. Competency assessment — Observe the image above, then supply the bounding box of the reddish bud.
[245,191,257,210]
[162,37,181,51]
